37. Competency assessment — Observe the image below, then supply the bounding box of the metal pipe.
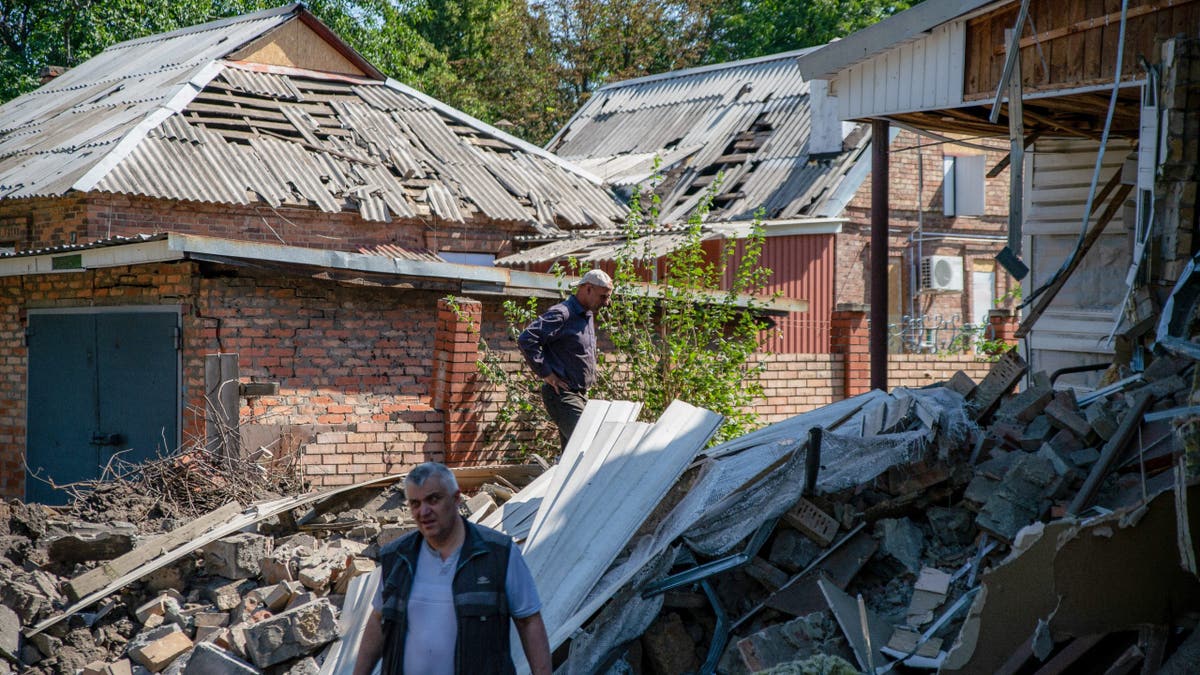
[871,119,890,391]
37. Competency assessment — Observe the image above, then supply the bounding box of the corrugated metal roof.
[358,243,445,262]
[549,47,870,223]
[495,227,721,267]
[0,5,625,234]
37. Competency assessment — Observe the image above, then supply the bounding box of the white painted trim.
[710,219,846,239]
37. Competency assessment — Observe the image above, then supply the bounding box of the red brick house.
[533,49,1017,354]
[0,4,626,501]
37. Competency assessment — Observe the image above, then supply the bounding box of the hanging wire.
[1020,0,1131,309]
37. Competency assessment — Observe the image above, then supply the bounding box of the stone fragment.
[995,382,1053,423]
[878,518,925,575]
[297,563,332,592]
[243,599,339,668]
[768,528,820,573]
[193,612,229,643]
[334,557,376,594]
[259,555,295,585]
[1086,404,1119,441]
[30,632,61,659]
[926,506,974,546]
[641,613,698,675]
[128,625,193,672]
[1044,391,1092,439]
[47,522,137,564]
[1020,415,1053,451]
[976,453,1061,541]
[1069,447,1101,468]
[184,642,259,675]
[0,604,17,657]
[377,524,411,549]
[203,533,271,580]
[203,579,255,612]
[81,659,134,675]
[735,612,849,672]
[287,657,319,675]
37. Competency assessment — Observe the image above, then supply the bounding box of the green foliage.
[706,0,918,62]
[462,176,775,454]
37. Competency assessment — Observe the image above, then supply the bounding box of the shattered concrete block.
[128,625,193,672]
[1069,447,1101,468]
[1086,404,1119,441]
[996,382,1053,423]
[641,613,699,675]
[1045,392,1092,439]
[735,612,848,672]
[768,528,820,573]
[297,563,332,592]
[377,524,411,549]
[135,593,183,625]
[30,632,61,659]
[47,522,136,564]
[878,518,925,575]
[1046,428,1084,455]
[203,579,256,612]
[184,642,259,675]
[745,557,789,591]
[259,555,295,585]
[335,557,376,594]
[0,604,18,657]
[286,656,319,675]
[976,453,1060,541]
[252,584,294,613]
[926,506,975,546]
[285,592,318,611]
[243,599,339,668]
[203,533,271,580]
[193,612,229,643]
[946,371,977,398]
[1020,415,1053,451]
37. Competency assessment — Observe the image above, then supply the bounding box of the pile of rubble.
[0,468,538,674]
[485,348,1200,674]
[3,346,1200,674]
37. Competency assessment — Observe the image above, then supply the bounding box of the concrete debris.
[5,348,1200,674]
[0,465,543,674]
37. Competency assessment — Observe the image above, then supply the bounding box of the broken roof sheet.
[548,47,870,224]
[0,5,625,233]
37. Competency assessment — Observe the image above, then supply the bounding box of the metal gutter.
[0,233,805,313]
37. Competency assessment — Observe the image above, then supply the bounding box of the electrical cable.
[1020,0,1130,309]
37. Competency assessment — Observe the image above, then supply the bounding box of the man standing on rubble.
[354,462,551,675]
[517,268,614,448]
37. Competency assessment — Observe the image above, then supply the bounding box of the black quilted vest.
[378,517,515,675]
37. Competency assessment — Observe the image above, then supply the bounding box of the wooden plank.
[1067,390,1153,516]
[1029,634,1105,675]
[1015,180,1133,338]
[66,500,243,602]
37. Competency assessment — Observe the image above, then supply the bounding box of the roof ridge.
[108,3,301,51]
[592,44,824,93]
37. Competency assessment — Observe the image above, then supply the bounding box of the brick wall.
[838,129,1019,339]
[0,192,532,258]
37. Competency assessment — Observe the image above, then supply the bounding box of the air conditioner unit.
[920,255,964,292]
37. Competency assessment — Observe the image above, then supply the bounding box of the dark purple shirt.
[517,295,597,392]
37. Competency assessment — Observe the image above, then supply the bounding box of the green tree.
[706,0,918,62]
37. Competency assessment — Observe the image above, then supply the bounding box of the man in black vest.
[354,463,551,675]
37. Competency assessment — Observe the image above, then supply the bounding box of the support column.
[987,308,1019,348]
[832,303,871,397]
[431,297,482,465]
[870,119,890,391]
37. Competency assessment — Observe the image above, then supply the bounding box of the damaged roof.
[0,4,626,233]
[547,47,871,224]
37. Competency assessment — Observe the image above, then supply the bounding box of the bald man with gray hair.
[354,462,550,675]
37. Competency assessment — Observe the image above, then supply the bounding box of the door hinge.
[23,326,32,347]
[172,326,181,351]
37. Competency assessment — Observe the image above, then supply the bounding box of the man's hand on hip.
[542,373,568,393]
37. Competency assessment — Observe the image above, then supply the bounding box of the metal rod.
[804,426,822,496]
[698,580,728,675]
[641,517,779,597]
[871,119,889,392]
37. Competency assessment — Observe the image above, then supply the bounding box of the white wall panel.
[840,22,964,119]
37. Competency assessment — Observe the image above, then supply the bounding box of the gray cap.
[576,269,614,289]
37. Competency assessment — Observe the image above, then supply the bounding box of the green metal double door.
[26,308,180,504]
